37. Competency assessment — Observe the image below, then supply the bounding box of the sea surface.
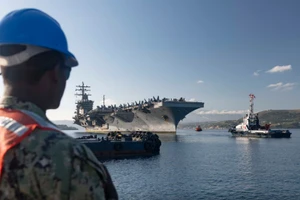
[66,129,300,200]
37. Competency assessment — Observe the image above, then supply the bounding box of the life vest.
[0,108,61,178]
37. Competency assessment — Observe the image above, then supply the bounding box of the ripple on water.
[97,129,300,200]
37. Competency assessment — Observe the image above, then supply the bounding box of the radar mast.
[75,82,91,101]
[74,82,94,115]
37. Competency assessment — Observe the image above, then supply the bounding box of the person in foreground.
[0,8,118,200]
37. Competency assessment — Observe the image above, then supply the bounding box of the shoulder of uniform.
[71,141,108,179]
[21,128,107,179]
[21,128,77,155]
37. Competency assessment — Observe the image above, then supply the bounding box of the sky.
[0,0,299,121]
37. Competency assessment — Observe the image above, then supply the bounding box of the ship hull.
[230,129,292,138]
[78,101,204,134]
[76,132,161,161]
[79,140,160,160]
[85,129,177,134]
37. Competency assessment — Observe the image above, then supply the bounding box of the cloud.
[266,65,292,73]
[195,110,248,115]
[196,80,204,84]
[189,98,197,102]
[267,82,297,91]
[253,70,261,76]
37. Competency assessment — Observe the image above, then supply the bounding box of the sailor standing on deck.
[0,8,118,200]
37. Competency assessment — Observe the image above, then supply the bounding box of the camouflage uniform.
[0,96,117,200]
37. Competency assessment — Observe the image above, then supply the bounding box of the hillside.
[178,109,300,130]
[56,124,78,130]
[53,120,85,130]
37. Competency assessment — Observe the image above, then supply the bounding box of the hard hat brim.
[0,44,78,67]
[64,51,78,67]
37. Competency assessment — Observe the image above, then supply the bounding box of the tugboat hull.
[76,131,162,161]
[79,140,160,160]
[230,129,292,138]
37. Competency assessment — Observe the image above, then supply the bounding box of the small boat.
[228,94,292,138]
[195,125,202,132]
[76,131,161,160]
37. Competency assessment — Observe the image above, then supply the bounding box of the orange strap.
[0,108,60,178]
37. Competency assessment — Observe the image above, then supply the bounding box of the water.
[68,129,300,200]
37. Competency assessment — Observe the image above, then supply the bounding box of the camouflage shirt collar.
[0,96,49,121]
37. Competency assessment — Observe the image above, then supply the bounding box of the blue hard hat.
[0,8,78,67]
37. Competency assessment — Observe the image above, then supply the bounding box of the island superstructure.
[73,82,204,133]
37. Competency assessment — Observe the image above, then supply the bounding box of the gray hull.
[81,101,204,134]
[73,82,204,134]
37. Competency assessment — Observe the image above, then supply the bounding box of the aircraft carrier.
[73,82,204,134]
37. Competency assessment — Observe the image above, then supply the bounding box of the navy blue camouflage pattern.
[0,96,116,200]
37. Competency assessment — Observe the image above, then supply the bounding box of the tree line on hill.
[178,109,300,130]
[56,124,78,130]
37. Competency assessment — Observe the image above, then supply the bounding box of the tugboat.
[195,125,202,132]
[228,94,292,138]
[76,131,162,160]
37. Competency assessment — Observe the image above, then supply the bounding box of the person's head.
[0,8,78,110]
[0,44,72,109]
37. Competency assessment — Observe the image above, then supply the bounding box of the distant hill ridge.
[56,124,78,130]
[178,109,300,129]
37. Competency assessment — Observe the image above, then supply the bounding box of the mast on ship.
[74,82,94,115]
[247,93,257,129]
[75,82,91,101]
[248,93,255,118]
[103,95,105,107]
